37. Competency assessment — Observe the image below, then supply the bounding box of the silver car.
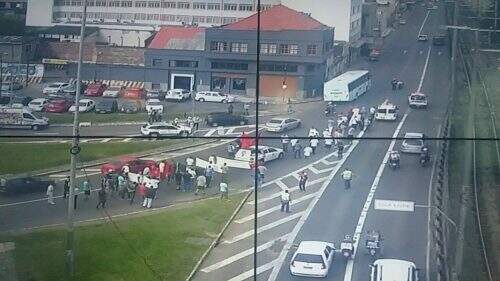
[401,132,426,153]
[265,117,301,132]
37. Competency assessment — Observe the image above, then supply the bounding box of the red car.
[43,99,72,113]
[122,87,144,99]
[84,82,107,97]
[100,156,157,175]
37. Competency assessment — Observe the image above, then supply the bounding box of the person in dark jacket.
[96,187,107,209]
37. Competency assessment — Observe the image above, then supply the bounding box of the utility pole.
[65,0,87,280]
[450,0,459,98]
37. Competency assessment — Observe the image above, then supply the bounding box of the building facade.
[26,0,280,47]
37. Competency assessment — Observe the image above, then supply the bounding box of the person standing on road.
[281,133,289,152]
[96,187,107,209]
[298,172,308,192]
[117,174,126,199]
[142,184,155,209]
[341,168,354,189]
[73,186,79,210]
[257,163,267,187]
[280,189,291,213]
[337,141,344,159]
[187,167,197,191]
[303,145,313,158]
[294,141,303,159]
[221,163,229,182]
[82,180,91,201]
[323,129,333,150]
[228,104,234,114]
[219,182,229,200]
[127,182,136,203]
[244,103,250,115]
[290,136,298,152]
[205,164,214,188]
[310,138,319,154]
[46,183,55,205]
[63,176,70,199]
[347,126,355,142]
[195,174,207,195]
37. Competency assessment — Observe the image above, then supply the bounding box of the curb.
[186,190,253,281]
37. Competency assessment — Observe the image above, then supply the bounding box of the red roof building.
[221,4,329,31]
[148,26,205,50]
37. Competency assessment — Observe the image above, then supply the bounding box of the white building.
[26,0,280,46]
[281,0,363,43]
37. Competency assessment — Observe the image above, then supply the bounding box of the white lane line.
[84,168,100,172]
[248,177,328,205]
[49,174,68,178]
[236,192,318,224]
[100,138,111,143]
[226,127,235,135]
[275,179,289,191]
[308,166,321,174]
[34,132,59,135]
[222,212,304,244]
[121,138,132,142]
[418,47,432,92]
[201,235,288,273]
[343,112,409,281]
[204,129,217,137]
[418,10,431,36]
[321,159,339,165]
[227,259,277,281]
[268,131,364,281]
[80,139,91,143]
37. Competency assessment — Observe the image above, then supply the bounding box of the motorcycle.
[365,230,381,257]
[388,151,400,169]
[420,147,430,167]
[340,235,355,260]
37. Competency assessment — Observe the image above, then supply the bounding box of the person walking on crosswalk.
[280,189,291,213]
[46,183,55,205]
[281,133,289,152]
[298,172,308,191]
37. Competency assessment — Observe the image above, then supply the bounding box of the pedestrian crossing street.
[195,144,354,281]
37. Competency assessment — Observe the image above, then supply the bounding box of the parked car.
[84,82,107,97]
[146,89,166,100]
[140,122,192,137]
[28,98,50,112]
[0,176,56,195]
[122,87,144,99]
[234,145,284,163]
[206,112,248,127]
[42,82,71,95]
[195,91,235,103]
[102,85,125,98]
[9,95,32,106]
[164,89,191,102]
[401,132,426,153]
[69,98,95,112]
[100,156,157,175]
[1,81,23,91]
[289,241,336,278]
[417,34,429,41]
[95,99,118,113]
[118,100,143,113]
[62,81,85,95]
[43,99,72,113]
[145,99,164,114]
[265,117,301,132]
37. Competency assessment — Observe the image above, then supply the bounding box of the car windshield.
[108,87,121,91]
[405,139,423,146]
[148,101,161,105]
[294,253,324,264]
[411,95,426,101]
[268,119,283,124]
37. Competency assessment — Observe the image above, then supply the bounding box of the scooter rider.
[420,146,430,166]
[391,77,398,90]
[340,235,355,259]
[389,151,400,168]
[369,106,376,121]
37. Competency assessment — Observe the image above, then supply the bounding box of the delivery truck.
[0,106,49,130]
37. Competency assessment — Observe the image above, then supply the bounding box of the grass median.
[0,192,246,281]
[0,139,201,175]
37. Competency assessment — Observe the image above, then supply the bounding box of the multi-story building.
[26,0,280,47]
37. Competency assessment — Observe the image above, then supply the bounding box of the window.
[211,62,248,71]
[206,16,220,23]
[223,4,237,10]
[231,43,248,53]
[211,77,226,90]
[260,63,298,72]
[121,1,132,7]
[161,14,176,21]
[177,2,190,9]
[96,0,107,6]
[222,17,237,24]
[290,44,298,55]
[162,1,176,8]
[307,45,317,55]
[210,41,228,52]
[279,44,291,54]
[269,44,277,54]
[169,60,198,68]
[192,16,205,23]
[148,1,160,8]
[260,44,268,54]
[207,3,220,10]
[240,43,248,53]
[193,2,206,9]
[109,1,120,7]
[135,1,147,7]
[232,78,246,91]
[239,4,253,11]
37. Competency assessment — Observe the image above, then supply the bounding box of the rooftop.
[0,36,37,44]
[148,26,205,50]
[220,5,329,31]
[27,25,99,37]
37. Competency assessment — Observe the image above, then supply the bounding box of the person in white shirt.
[46,184,55,205]
[303,146,313,158]
[281,134,289,152]
[219,182,229,199]
[280,190,291,213]
[341,168,354,189]
[308,127,319,138]
[142,166,150,176]
[310,138,319,154]
[186,156,195,168]
[290,137,298,151]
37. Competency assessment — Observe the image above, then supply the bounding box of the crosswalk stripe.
[236,192,317,224]
[84,168,100,172]
[308,166,321,174]
[275,179,288,191]
[49,174,69,178]
[201,235,288,273]
[203,129,217,137]
[121,138,132,142]
[291,173,300,180]
[321,158,339,165]
[248,177,328,205]
[227,259,277,281]
[100,138,111,143]
[222,211,304,244]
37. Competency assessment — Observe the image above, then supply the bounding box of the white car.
[401,132,426,154]
[164,89,191,102]
[265,117,301,132]
[195,91,235,103]
[290,241,335,278]
[408,92,428,108]
[370,259,420,281]
[28,98,50,112]
[234,145,284,163]
[42,82,71,95]
[417,34,429,41]
[145,99,164,114]
[140,122,192,137]
[102,86,124,98]
[375,100,398,121]
[69,99,95,112]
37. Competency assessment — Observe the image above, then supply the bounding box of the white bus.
[324,70,371,102]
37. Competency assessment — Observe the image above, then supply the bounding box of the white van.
[375,100,398,121]
[0,106,49,130]
[370,259,420,281]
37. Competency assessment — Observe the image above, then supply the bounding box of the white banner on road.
[195,157,251,171]
[374,199,415,212]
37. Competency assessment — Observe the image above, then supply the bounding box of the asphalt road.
[194,3,450,281]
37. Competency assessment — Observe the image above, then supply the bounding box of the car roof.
[410,92,425,96]
[30,98,48,102]
[296,241,334,254]
[79,99,93,102]
[97,99,116,105]
[147,99,161,102]
[404,132,424,138]
[373,259,416,279]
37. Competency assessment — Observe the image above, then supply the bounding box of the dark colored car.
[206,112,248,127]
[95,99,118,113]
[10,95,33,106]
[0,95,11,105]
[44,99,72,113]
[0,176,55,195]
[146,89,166,100]
[118,100,143,113]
